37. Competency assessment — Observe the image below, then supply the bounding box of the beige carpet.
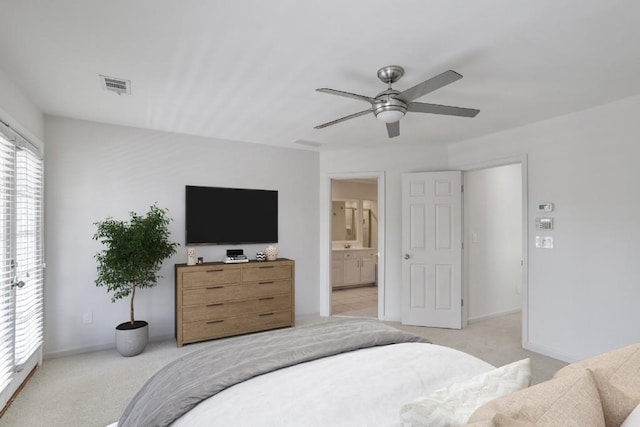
[388,312,568,386]
[0,312,566,427]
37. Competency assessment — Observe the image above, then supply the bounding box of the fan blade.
[386,121,400,138]
[316,88,380,104]
[314,109,372,129]
[408,102,479,118]
[398,70,463,102]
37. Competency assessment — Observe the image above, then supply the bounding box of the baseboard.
[523,341,577,364]
[44,343,114,360]
[43,333,175,360]
[332,283,377,290]
[468,308,521,324]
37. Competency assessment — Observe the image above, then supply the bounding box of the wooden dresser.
[175,258,294,347]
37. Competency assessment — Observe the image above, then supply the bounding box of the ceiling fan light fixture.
[373,90,407,123]
[375,109,405,123]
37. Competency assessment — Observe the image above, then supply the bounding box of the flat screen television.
[185,185,278,245]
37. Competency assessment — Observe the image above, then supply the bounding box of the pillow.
[621,403,640,427]
[466,414,535,426]
[468,369,605,427]
[399,358,531,427]
[554,343,640,385]
[590,369,640,427]
[554,343,640,427]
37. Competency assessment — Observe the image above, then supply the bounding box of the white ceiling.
[1,0,639,150]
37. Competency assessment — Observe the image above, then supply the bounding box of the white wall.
[0,66,44,145]
[449,95,640,362]
[464,164,522,322]
[320,144,449,321]
[44,116,320,357]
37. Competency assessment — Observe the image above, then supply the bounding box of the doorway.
[400,161,526,335]
[462,163,524,328]
[329,175,383,319]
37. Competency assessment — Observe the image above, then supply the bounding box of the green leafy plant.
[93,205,179,326]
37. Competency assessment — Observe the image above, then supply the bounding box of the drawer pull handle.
[259,281,274,285]
[206,269,224,273]
[206,286,224,290]
[259,312,275,317]
[259,266,275,269]
[206,303,224,307]
[259,297,274,301]
[206,320,224,324]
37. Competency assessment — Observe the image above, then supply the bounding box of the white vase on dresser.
[265,245,278,261]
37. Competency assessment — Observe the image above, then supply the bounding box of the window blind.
[0,134,16,391]
[14,147,43,367]
[0,122,43,396]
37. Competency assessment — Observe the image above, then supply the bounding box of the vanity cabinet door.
[360,256,377,284]
[343,258,361,285]
[331,260,344,287]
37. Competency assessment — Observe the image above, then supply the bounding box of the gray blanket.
[118,318,429,426]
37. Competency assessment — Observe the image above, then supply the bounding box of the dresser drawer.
[182,294,291,323]
[182,310,292,343]
[182,280,292,306]
[182,268,242,289]
[242,264,291,282]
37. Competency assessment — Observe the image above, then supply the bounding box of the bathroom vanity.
[331,248,377,289]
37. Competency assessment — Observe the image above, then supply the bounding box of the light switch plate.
[535,236,554,249]
[537,203,554,212]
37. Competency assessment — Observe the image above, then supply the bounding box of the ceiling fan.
[314,65,479,138]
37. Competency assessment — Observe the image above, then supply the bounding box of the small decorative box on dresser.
[175,258,295,347]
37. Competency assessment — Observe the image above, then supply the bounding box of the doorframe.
[320,171,385,319]
[452,155,529,349]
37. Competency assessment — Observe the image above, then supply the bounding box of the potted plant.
[93,204,179,356]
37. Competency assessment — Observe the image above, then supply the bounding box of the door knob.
[403,254,411,260]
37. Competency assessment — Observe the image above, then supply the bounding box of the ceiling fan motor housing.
[373,89,407,122]
[377,65,405,84]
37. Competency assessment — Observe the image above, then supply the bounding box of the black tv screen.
[185,186,278,245]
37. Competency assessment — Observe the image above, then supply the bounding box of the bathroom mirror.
[361,200,378,249]
[332,200,358,241]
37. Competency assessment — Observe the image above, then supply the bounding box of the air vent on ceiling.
[99,75,131,95]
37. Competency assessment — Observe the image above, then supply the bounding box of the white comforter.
[170,342,493,427]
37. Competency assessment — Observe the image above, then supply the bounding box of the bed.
[111,318,495,427]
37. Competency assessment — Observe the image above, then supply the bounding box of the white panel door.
[402,171,462,328]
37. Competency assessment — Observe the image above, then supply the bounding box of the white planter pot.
[115,321,149,357]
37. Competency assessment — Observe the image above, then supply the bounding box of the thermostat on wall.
[537,202,554,212]
[535,217,553,230]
